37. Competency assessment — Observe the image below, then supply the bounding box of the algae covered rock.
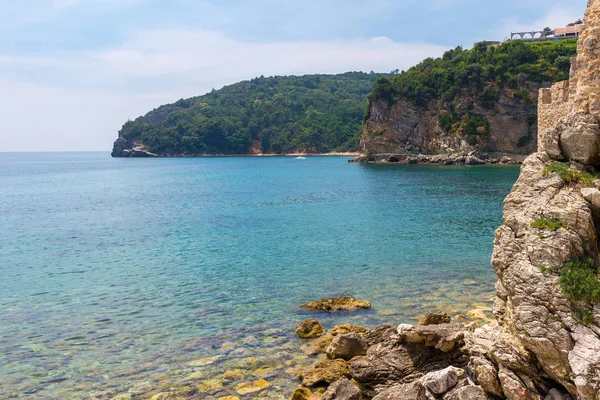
[291,386,313,400]
[300,297,371,312]
[300,359,352,387]
[296,318,325,338]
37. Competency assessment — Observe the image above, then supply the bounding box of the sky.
[0,0,586,151]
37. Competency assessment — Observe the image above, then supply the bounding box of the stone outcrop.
[111,138,157,158]
[326,332,368,360]
[300,297,371,312]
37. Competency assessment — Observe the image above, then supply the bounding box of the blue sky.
[0,0,585,151]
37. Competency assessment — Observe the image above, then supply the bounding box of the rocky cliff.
[362,90,539,156]
[491,1,600,397]
[359,39,579,158]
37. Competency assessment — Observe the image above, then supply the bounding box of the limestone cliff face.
[493,1,600,398]
[362,88,539,155]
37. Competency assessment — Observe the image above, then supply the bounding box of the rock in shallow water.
[300,359,352,387]
[234,378,271,395]
[291,386,313,400]
[300,297,371,312]
[296,319,325,338]
[418,312,451,326]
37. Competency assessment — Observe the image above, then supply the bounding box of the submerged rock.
[234,378,271,395]
[300,297,371,312]
[296,319,325,338]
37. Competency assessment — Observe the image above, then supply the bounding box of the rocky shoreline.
[349,152,526,166]
[288,313,535,400]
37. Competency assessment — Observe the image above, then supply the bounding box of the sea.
[0,152,520,399]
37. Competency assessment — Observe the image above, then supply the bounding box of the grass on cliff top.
[560,258,600,303]
[543,162,598,186]
[531,218,567,231]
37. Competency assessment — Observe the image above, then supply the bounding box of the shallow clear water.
[0,153,519,399]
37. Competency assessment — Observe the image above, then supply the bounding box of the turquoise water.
[0,153,519,399]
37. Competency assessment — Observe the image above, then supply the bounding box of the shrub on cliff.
[560,258,600,303]
[543,162,598,186]
[368,39,577,113]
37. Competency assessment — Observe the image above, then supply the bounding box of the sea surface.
[0,153,520,399]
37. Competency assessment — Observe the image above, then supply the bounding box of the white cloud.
[0,29,446,151]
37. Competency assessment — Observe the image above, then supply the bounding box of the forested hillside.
[114,72,388,155]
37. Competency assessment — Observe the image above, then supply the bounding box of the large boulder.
[557,113,600,165]
[300,297,371,312]
[296,319,325,338]
[326,333,368,360]
[422,366,458,395]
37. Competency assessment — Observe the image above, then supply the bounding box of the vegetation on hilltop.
[367,40,578,145]
[118,72,389,155]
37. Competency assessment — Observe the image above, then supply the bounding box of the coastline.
[349,151,527,165]
[114,151,360,158]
